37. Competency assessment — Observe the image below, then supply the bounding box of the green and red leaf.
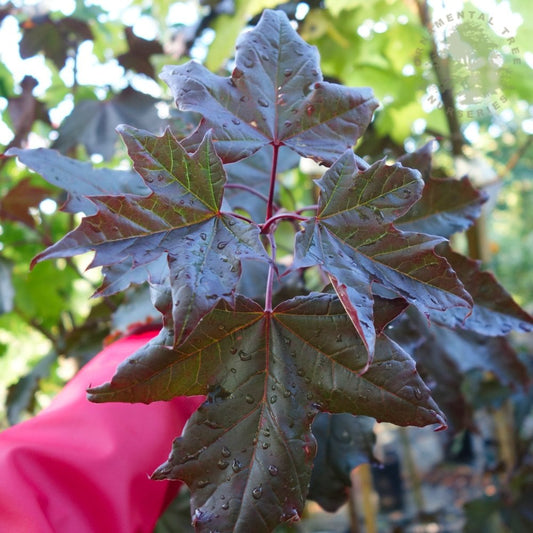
[294,150,473,359]
[32,128,269,345]
[161,10,378,165]
[88,293,445,532]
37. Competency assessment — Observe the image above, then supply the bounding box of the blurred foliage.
[0,0,532,530]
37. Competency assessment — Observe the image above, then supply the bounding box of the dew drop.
[414,387,423,400]
[306,105,314,116]
[310,68,319,76]
[283,390,291,398]
[217,459,229,470]
[283,68,293,77]
[257,97,269,108]
[336,334,343,342]
[270,394,277,404]
[297,368,305,377]
[230,347,237,354]
[268,464,279,476]
[217,241,229,250]
[230,368,237,373]
[232,458,242,472]
[200,232,207,240]
[260,53,269,61]
[240,95,248,102]
[232,117,241,125]
[262,441,270,449]
[221,446,231,457]
[283,120,292,128]
[243,57,254,68]
[245,394,254,404]
[239,350,252,361]
[263,428,271,438]
[197,479,210,488]
[192,508,204,525]
[221,502,229,510]
[252,485,263,500]
[338,430,350,443]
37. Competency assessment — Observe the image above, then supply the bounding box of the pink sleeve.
[0,330,203,533]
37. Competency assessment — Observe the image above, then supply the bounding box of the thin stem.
[296,204,318,215]
[260,212,308,234]
[266,143,280,221]
[263,143,282,312]
[264,234,277,313]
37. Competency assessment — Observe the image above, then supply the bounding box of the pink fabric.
[0,330,202,533]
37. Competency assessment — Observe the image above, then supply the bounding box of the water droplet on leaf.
[221,446,231,457]
[217,459,229,470]
[252,485,263,499]
[268,464,279,476]
[239,350,252,361]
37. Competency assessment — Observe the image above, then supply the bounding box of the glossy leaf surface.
[32,128,268,344]
[395,144,487,238]
[161,10,378,164]
[89,293,445,532]
[294,150,473,358]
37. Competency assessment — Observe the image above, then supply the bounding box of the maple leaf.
[52,87,165,160]
[88,293,445,532]
[19,15,92,70]
[294,150,473,359]
[117,27,164,80]
[308,413,376,512]
[395,143,488,238]
[160,9,378,164]
[6,147,149,215]
[437,243,533,335]
[32,127,269,345]
[5,76,50,150]
[0,177,51,228]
